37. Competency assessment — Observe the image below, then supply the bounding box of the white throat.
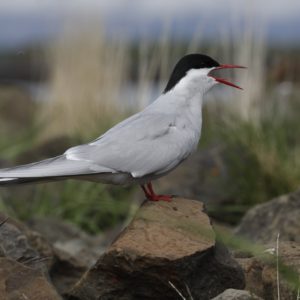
[172,68,217,97]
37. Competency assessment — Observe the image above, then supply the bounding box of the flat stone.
[68,198,244,300]
[110,198,215,259]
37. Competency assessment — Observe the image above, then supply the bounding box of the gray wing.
[0,112,145,179]
[0,110,194,181]
[65,112,194,178]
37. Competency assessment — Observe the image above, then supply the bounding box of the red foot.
[140,182,173,202]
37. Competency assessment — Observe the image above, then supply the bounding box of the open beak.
[209,64,246,90]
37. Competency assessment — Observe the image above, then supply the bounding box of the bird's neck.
[172,75,215,97]
[167,73,215,131]
[156,87,203,133]
[178,90,203,130]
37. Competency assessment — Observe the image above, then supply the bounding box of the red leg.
[140,182,172,202]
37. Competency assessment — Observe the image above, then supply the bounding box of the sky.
[0,0,300,49]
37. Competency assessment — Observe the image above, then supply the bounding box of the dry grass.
[39,20,129,140]
[38,9,268,141]
[205,5,267,124]
[277,232,281,300]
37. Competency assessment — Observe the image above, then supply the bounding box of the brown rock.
[236,241,300,300]
[68,198,245,300]
[235,189,300,243]
[0,257,61,300]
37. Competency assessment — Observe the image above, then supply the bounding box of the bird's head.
[164,54,246,95]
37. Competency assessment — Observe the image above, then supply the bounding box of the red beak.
[209,64,246,90]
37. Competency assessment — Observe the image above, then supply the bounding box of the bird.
[0,54,245,201]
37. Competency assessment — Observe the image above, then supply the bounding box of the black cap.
[164,54,220,93]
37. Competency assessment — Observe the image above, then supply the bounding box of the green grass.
[0,180,135,234]
[201,96,300,223]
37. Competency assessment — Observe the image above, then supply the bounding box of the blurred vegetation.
[201,92,300,223]
[0,18,300,233]
[0,181,134,234]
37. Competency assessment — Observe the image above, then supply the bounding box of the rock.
[0,213,61,299]
[211,289,263,300]
[235,189,300,243]
[0,257,62,300]
[68,198,245,300]
[0,212,54,270]
[50,247,89,297]
[236,241,300,300]
[27,217,107,295]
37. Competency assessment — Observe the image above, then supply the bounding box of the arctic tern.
[0,54,245,201]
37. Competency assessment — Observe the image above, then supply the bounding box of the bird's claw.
[147,194,173,202]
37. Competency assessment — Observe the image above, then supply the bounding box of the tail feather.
[0,177,56,186]
[0,178,19,186]
[0,155,96,186]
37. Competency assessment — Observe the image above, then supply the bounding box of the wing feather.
[65,112,196,178]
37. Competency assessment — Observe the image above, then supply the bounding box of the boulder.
[0,213,61,299]
[0,257,62,300]
[0,212,53,271]
[211,289,263,300]
[68,198,245,300]
[236,241,300,300]
[235,189,300,243]
[27,217,107,295]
